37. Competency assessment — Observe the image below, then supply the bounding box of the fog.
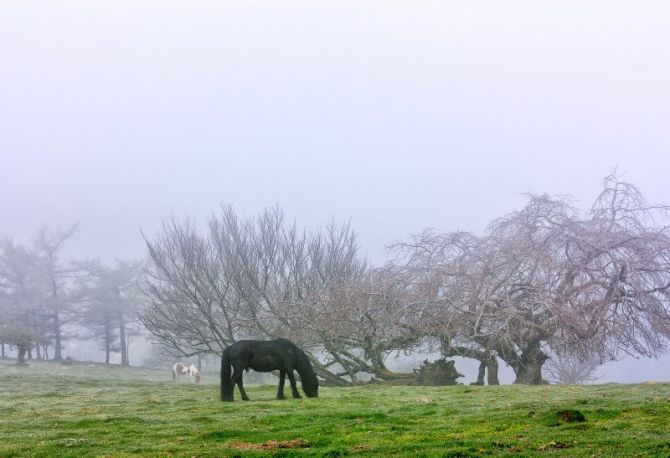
[1,1,669,383]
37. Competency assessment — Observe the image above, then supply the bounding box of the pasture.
[1,360,669,457]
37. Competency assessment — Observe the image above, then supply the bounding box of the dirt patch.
[539,440,570,451]
[227,439,309,450]
[415,396,435,403]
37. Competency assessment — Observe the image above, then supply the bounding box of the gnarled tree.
[394,176,670,384]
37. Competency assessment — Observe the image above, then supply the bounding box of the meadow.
[1,360,669,457]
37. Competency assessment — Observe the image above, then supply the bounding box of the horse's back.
[229,338,297,353]
[224,338,301,372]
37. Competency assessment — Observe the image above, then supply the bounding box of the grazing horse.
[220,338,319,401]
[172,362,201,384]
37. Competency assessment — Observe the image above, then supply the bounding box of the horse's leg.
[236,376,250,401]
[287,370,302,399]
[276,371,286,400]
[232,367,250,401]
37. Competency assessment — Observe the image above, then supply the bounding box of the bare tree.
[391,231,502,384]
[291,267,421,385]
[543,352,604,385]
[393,176,670,384]
[141,205,388,385]
[140,217,242,357]
[206,206,427,385]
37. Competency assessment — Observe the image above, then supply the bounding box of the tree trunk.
[372,366,415,383]
[196,353,202,371]
[486,357,500,385]
[512,342,548,385]
[44,345,49,360]
[35,344,42,360]
[1,342,5,358]
[17,344,27,364]
[473,357,499,385]
[474,361,486,385]
[117,310,128,366]
[105,322,111,365]
[322,344,363,385]
[442,343,500,386]
[53,310,63,361]
[314,367,352,387]
[310,358,353,387]
[362,348,412,383]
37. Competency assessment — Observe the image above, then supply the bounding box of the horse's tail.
[295,346,319,398]
[220,348,234,401]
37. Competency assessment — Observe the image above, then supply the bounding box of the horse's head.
[303,373,319,398]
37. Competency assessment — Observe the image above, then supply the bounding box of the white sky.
[1,1,669,381]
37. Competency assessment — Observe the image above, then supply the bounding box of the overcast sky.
[1,1,669,381]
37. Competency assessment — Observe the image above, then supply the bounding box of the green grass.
[1,360,669,457]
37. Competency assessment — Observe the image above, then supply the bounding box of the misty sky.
[1,1,669,381]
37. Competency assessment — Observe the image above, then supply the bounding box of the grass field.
[1,360,669,457]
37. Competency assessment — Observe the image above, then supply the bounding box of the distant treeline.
[0,225,143,365]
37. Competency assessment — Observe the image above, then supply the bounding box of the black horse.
[220,338,319,401]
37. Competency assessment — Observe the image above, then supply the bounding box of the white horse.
[172,362,201,384]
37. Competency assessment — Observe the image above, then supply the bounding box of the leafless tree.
[292,267,421,385]
[393,176,670,384]
[543,352,604,385]
[391,230,502,384]
[208,207,428,385]
[141,205,422,385]
[140,217,238,356]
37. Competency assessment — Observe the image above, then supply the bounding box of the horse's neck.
[295,354,314,379]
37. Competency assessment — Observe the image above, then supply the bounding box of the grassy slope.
[0,361,669,457]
